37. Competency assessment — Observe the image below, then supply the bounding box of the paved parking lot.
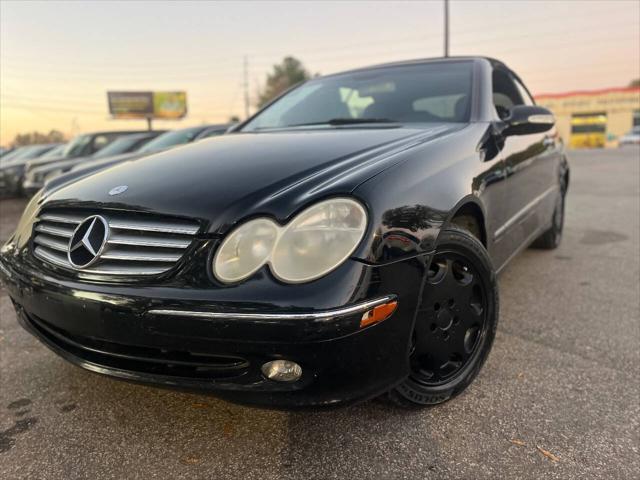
[1,148,638,479]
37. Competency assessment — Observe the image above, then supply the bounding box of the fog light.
[261,360,302,382]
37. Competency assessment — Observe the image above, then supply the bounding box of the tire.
[387,225,499,408]
[531,183,566,250]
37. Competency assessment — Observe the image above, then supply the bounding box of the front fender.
[352,123,491,265]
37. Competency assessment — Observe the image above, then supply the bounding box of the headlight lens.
[214,218,279,283]
[213,198,367,284]
[271,198,367,282]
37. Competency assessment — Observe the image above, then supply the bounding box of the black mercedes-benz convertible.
[0,57,568,408]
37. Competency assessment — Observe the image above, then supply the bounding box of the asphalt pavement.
[1,148,638,479]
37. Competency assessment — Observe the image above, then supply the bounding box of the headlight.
[213,198,367,284]
[3,165,21,177]
[213,218,279,283]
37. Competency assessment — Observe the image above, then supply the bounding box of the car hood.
[25,155,69,171]
[39,152,141,174]
[2,156,41,170]
[43,152,147,194]
[31,157,86,174]
[71,152,143,172]
[43,125,463,233]
[0,160,27,171]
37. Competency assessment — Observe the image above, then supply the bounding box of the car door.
[491,68,557,269]
[511,74,561,238]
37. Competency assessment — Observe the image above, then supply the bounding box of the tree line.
[10,130,66,147]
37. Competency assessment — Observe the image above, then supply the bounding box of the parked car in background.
[44,124,231,193]
[0,147,27,166]
[0,143,62,196]
[1,143,60,166]
[24,130,149,174]
[1,57,568,409]
[23,131,165,195]
[194,124,235,140]
[37,143,67,160]
[0,146,15,158]
[618,126,640,146]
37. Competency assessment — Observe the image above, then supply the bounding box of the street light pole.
[444,0,450,57]
[243,55,250,119]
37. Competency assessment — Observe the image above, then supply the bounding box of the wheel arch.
[443,196,488,247]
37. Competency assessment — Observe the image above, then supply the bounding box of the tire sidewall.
[395,227,499,406]
[554,188,566,243]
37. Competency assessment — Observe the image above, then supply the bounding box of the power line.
[0,95,239,115]
[2,7,634,76]
[1,7,636,117]
[451,19,639,49]
[0,103,106,115]
[1,17,636,88]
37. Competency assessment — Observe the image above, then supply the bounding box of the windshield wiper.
[287,118,399,127]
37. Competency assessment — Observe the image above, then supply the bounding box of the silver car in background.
[44,124,231,194]
[23,131,165,195]
[618,126,640,146]
[0,143,63,196]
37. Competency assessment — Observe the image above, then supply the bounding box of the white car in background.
[618,126,640,146]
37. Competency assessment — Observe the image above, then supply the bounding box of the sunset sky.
[1,0,639,146]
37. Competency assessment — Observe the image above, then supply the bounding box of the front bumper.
[22,179,42,197]
[0,168,24,196]
[0,249,429,408]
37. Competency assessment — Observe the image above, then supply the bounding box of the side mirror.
[503,105,555,136]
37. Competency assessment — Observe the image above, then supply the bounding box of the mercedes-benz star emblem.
[109,185,128,196]
[67,215,110,268]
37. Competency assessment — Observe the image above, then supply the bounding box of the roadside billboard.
[152,91,187,119]
[107,91,187,119]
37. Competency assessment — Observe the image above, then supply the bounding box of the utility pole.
[444,0,450,57]
[243,55,250,119]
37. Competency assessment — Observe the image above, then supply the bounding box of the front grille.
[25,311,249,380]
[32,208,201,276]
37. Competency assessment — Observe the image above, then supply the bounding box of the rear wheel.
[388,226,498,407]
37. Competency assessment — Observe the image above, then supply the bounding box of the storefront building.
[535,87,640,148]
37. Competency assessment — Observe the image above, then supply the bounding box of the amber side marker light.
[360,300,398,328]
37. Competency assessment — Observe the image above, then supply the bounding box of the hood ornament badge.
[68,215,110,268]
[108,185,128,196]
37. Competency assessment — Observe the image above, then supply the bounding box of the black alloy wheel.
[388,226,498,407]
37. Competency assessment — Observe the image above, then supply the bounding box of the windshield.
[63,134,92,158]
[93,135,144,158]
[39,144,66,159]
[242,61,474,132]
[138,127,204,153]
[0,147,27,164]
[3,144,54,163]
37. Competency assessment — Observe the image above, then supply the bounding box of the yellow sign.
[570,113,607,149]
[153,91,187,119]
[107,91,187,119]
